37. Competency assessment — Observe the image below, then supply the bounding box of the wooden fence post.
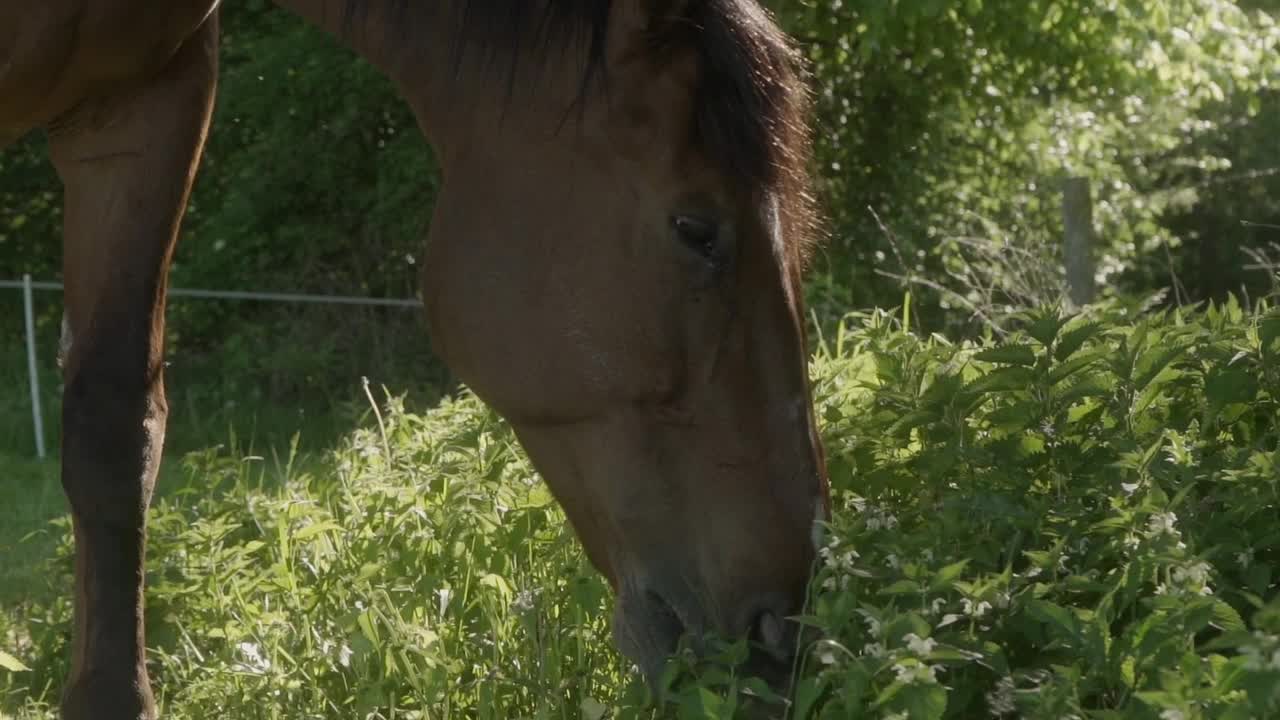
[1063,177,1095,307]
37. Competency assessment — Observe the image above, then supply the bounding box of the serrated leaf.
[887,409,942,435]
[986,402,1039,433]
[1054,321,1104,360]
[1134,343,1188,391]
[966,366,1036,394]
[929,559,970,591]
[1048,347,1109,385]
[973,344,1037,367]
[1028,600,1080,640]
[1134,367,1182,415]
[1205,366,1258,408]
[1055,376,1112,406]
[1027,312,1066,346]
[1211,600,1246,633]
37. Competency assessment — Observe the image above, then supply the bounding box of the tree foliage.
[775,0,1280,327]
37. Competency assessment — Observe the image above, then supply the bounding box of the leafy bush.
[800,299,1280,718]
[3,301,1279,718]
[783,0,1280,328]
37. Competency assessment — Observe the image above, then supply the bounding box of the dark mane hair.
[346,0,818,262]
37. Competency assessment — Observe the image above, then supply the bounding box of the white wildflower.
[963,598,993,618]
[857,610,882,637]
[862,642,886,658]
[893,661,939,685]
[822,575,851,591]
[937,613,964,628]
[1160,710,1186,720]
[235,641,271,674]
[1173,561,1213,593]
[885,554,901,570]
[904,633,937,656]
[817,646,840,666]
[1147,512,1179,537]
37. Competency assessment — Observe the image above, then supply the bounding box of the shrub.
[3,300,1278,718]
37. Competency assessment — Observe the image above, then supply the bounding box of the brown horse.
[0,1,828,717]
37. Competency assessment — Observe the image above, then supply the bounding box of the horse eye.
[671,214,720,260]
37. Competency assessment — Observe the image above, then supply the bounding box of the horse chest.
[0,0,219,135]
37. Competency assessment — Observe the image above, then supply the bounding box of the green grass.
[3,301,1280,719]
[0,457,60,609]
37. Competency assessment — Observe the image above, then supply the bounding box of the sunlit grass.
[4,302,1280,718]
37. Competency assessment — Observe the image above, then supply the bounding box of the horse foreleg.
[49,14,217,720]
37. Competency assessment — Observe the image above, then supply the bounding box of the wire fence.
[5,274,422,458]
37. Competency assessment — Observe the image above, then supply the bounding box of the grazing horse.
[0,0,828,716]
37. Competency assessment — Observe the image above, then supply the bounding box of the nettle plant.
[4,301,1278,720]
[794,300,1280,719]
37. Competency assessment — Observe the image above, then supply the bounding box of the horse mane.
[344,0,818,264]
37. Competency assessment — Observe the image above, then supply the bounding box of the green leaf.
[1027,600,1081,641]
[929,559,970,591]
[1259,312,1280,357]
[790,676,828,720]
[1134,343,1188,391]
[1205,366,1258,409]
[1211,600,1246,633]
[1054,321,1104,360]
[1048,347,1109,385]
[902,683,947,720]
[973,344,1037,367]
[679,687,726,718]
[880,580,924,595]
[965,367,1036,394]
[0,650,30,672]
[1026,312,1067,346]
